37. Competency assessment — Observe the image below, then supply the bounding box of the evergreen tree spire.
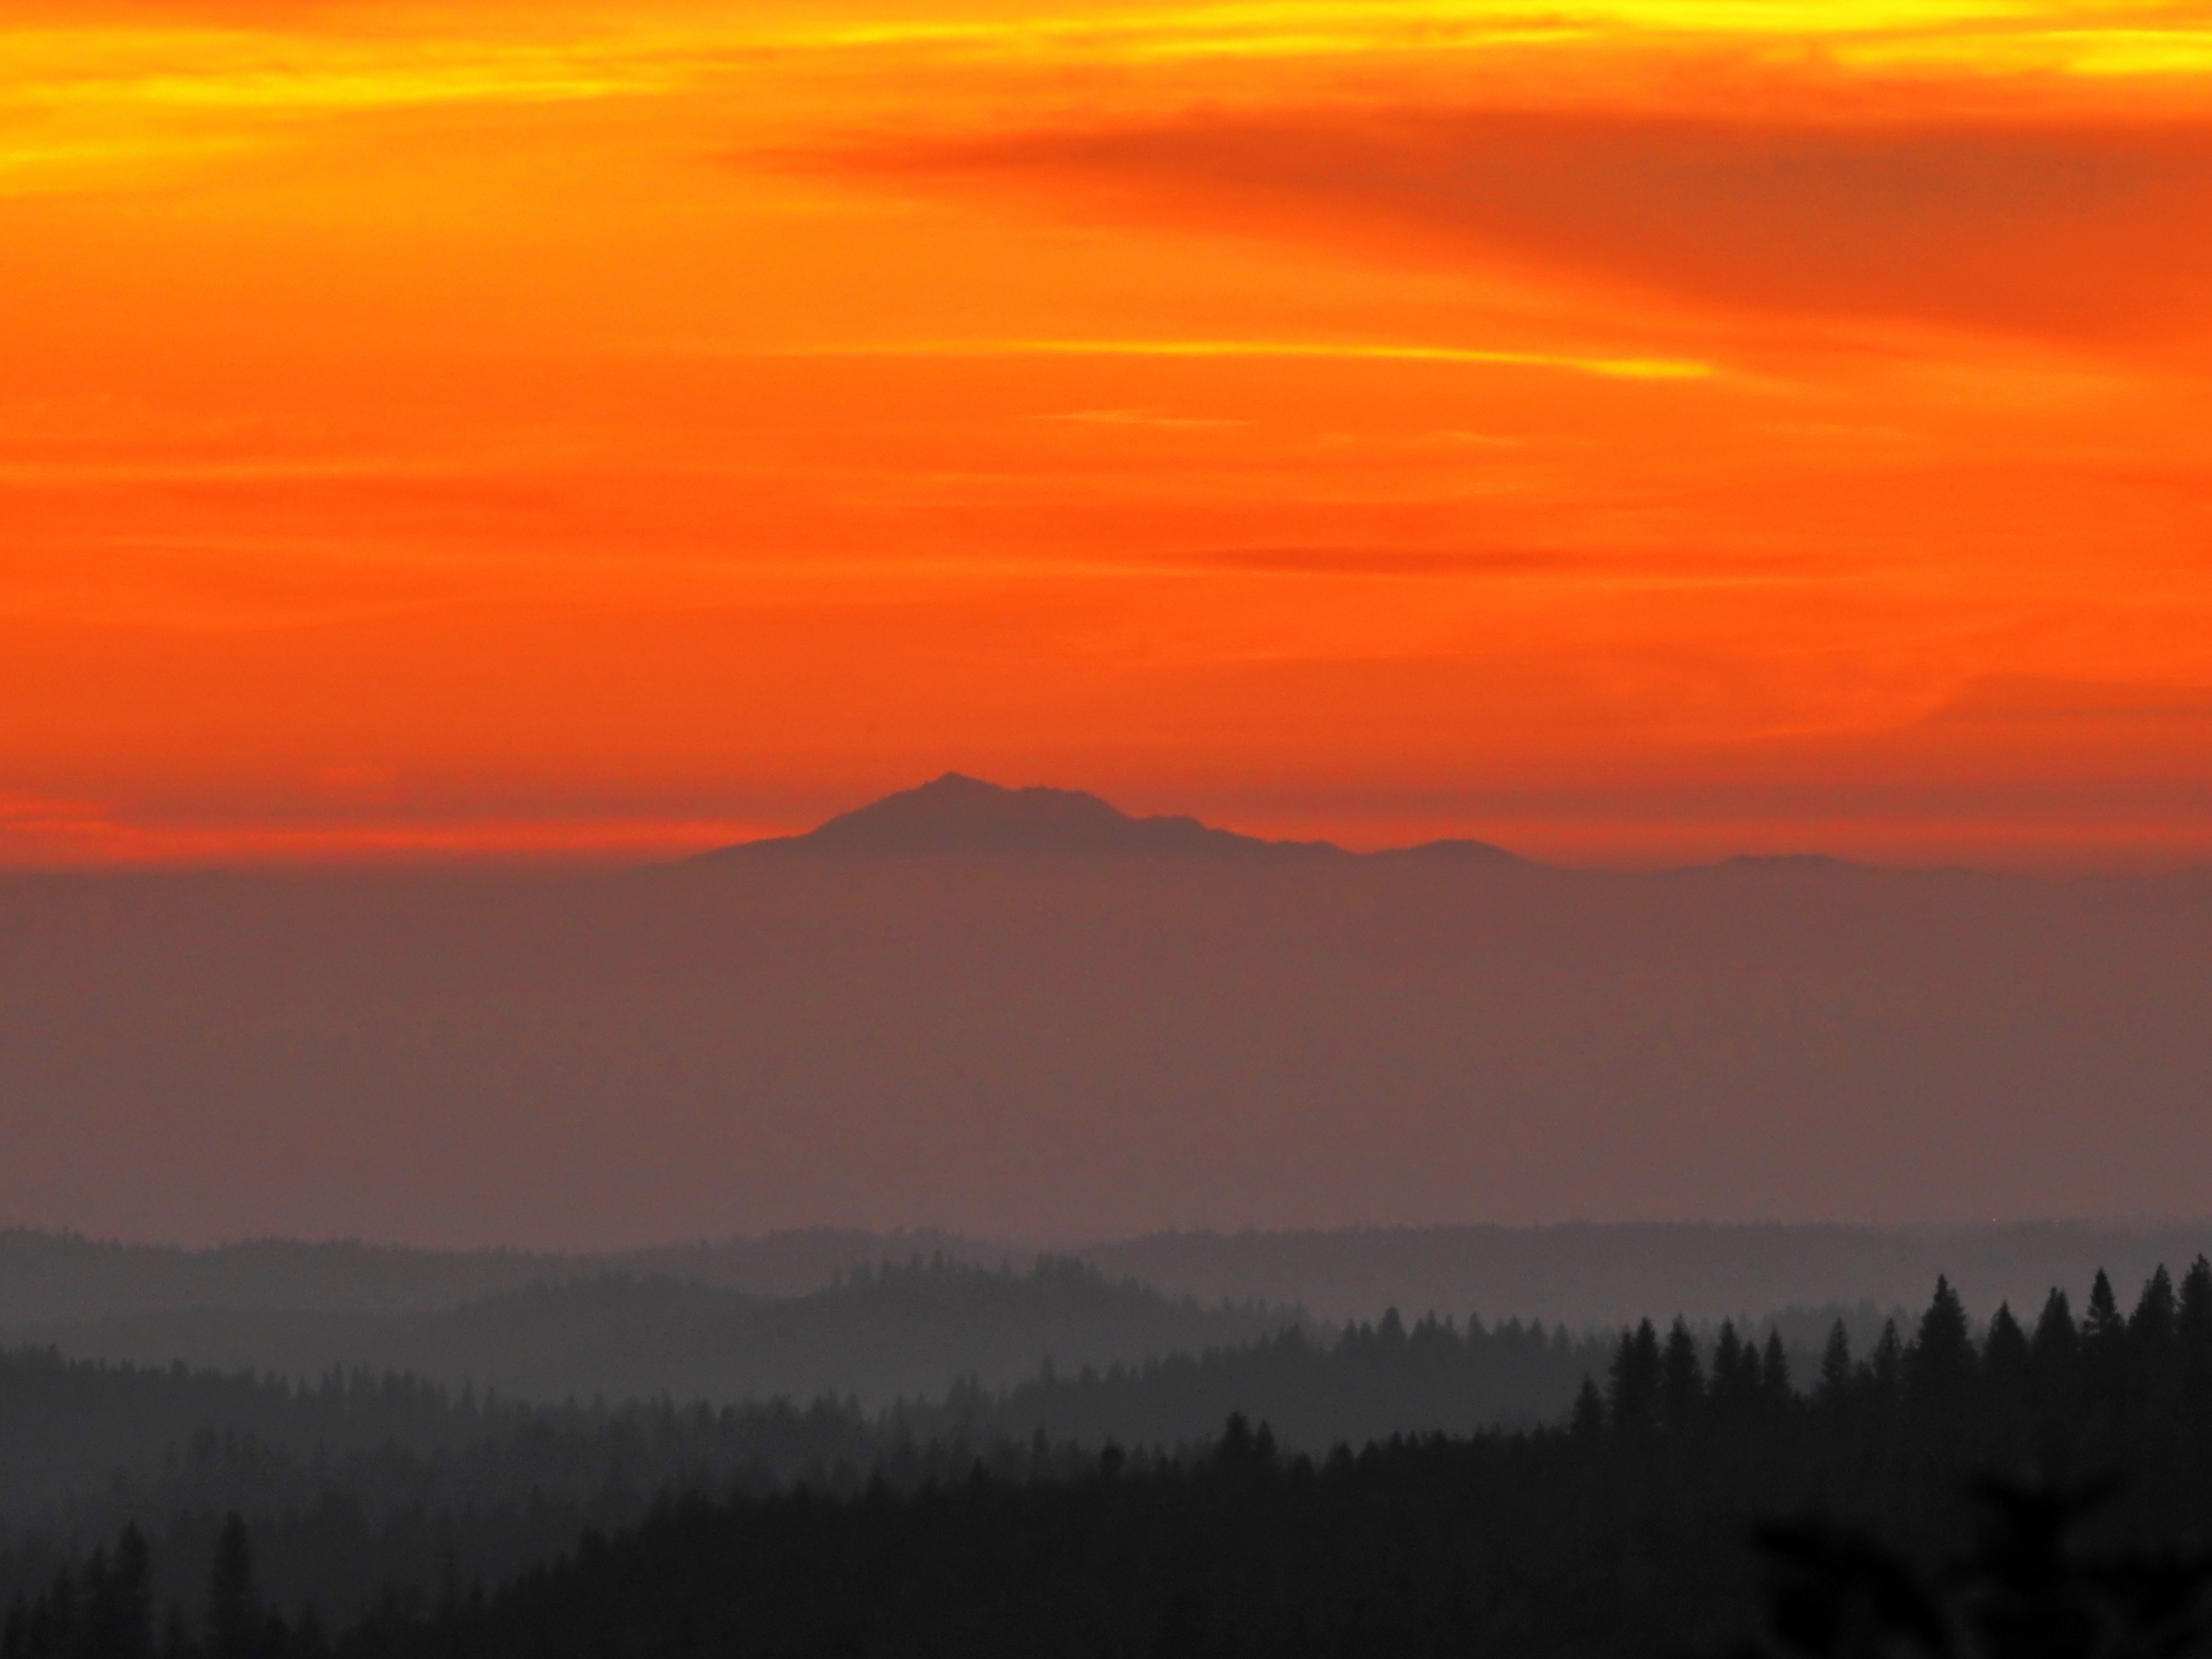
[1984,1302,2030,1395]
[1570,1375,1606,1436]
[206,1514,256,1659]
[1759,1331,1791,1405]
[2032,1288,2078,1373]
[1817,1321,1853,1405]
[1869,1319,1903,1403]
[2128,1265,2177,1351]
[2083,1270,2126,1350]
[2178,1256,2212,1372]
[87,1527,154,1659]
[1608,1320,1662,1428]
[1908,1275,1973,1406]
[1660,1319,1705,1429]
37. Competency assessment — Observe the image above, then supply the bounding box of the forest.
[0,1281,1611,1620]
[8,1262,2210,1659]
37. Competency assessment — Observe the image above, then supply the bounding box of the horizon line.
[7,771,2212,879]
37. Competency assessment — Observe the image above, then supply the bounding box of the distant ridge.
[700,772,1523,862]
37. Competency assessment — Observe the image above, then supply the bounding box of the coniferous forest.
[8,1262,2211,1659]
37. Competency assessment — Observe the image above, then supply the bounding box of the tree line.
[0,1294,1614,1618]
[8,1262,2211,1659]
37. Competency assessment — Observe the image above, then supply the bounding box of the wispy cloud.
[772,337,1715,379]
[828,112,2212,339]
[1041,407,1250,427]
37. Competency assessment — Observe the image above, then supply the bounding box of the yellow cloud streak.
[3,0,2203,115]
[0,0,2200,190]
[1841,22,2212,73]
[0,31,673,112]
[786,338,1717,380]
[752,0,2204,64]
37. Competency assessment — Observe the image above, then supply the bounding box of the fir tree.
[1712,1323,1745,1403]
[2129,1265,2177,1352]
[2083,1271,2127,1352]
[2178,1256,2212,1376]
[1983,1303,2030,1395]
[1608,1320,1662,1428]
[1661,1319,1706,1429]
[1907,1276,1973,1405]
[1816,1322,1853,1406]
[207,1515,257,1659]
[1759,1333,1791,1406]
[83,1529,152,1659]
[1868,1320,1903,1404]
[1570,1376,1606,1437]
[2031,1289,2078,1373]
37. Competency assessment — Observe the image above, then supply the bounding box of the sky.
[5,0,2212,868]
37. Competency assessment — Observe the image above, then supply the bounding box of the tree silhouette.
[1725,1479,2212,1659]
[1610,1319,1663,1428]
[1664,1319,1708,1429]
[206,1515,256,1659]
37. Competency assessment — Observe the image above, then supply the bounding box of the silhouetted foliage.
[1722,1478,2212,1659]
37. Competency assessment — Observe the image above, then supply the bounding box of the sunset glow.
[6,0,2212,866]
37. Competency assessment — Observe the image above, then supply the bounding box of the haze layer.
[5,0,2212,866]
[5,781,2207,1244]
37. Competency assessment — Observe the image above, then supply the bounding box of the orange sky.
[5,0,2212,867]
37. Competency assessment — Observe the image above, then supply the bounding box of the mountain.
[705,771,1352,859]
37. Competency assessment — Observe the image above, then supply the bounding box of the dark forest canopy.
[7,1262,2210,1659]
[0,1282,1600,1619]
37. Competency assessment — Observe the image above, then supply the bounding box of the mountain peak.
[810,773,1144,850]
[705,774,1343,859]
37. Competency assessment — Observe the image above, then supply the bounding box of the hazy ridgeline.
[0,1257,1286,1412]
[12,1219,2211,1341]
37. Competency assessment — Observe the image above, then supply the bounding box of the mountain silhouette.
[704,772,1530,862]
[707,772,1350,858]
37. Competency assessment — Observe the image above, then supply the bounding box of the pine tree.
[2031,1288,2078,1375]
[84,1528,153,1659]
[2178,1256,2212,1378]
[2083,1270,2127,1351]
[1608,1320,1662,1428]
[1868,1320,1903,1404]
[1984,1303,2030,1395]
[1661,1319,1706,1429]
[1711,1322,1744,1404]
[1907,1276,1973,1406]
[1759,1332,1791,1406]
[2128,1265,2177,1352]
[1570,1376,1606,1436]
[206,1514,256,1659]
[1816,1321,1853,1406]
